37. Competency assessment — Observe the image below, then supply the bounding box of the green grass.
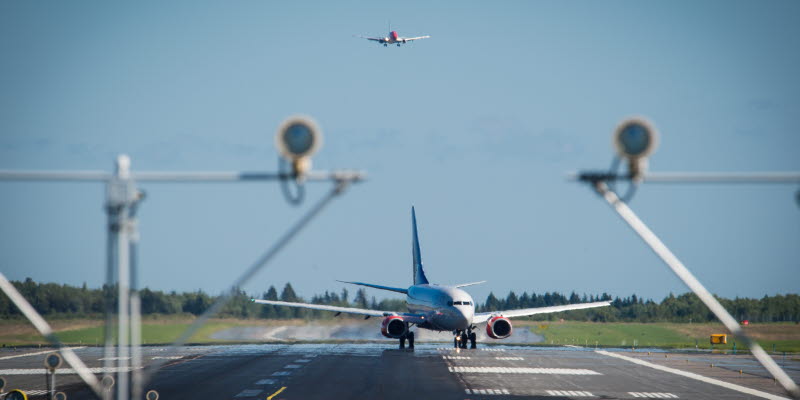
[518,321,800,352]
[524,322,689,348]
[0,320,269,346]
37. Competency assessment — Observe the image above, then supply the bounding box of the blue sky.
[1,1,798,304]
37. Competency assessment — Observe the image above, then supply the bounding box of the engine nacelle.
[381,316,407,338]
[486,316,512,339]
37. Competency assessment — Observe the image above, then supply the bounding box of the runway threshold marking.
[495,356,524,360]
[449,366,600,375]
[596,350,790,400]
[0,346,87,360]
[629,393,678,398]
[465,388,510,395]
[267,386,287,400]
[546,390,594,397]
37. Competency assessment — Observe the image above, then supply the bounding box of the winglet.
[453,281,487,288]
[412,207,430,285]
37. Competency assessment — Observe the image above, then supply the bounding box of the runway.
[1,343,797,399]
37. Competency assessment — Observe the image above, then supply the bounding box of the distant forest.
[2,278,798,323]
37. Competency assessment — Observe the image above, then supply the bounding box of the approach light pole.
[571,117,800,399]
[0,115,365,400]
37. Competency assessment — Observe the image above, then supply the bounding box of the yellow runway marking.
[266,386,286,400]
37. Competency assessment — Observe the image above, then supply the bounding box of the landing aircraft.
[358,30,430,47]
[252,208,610,349]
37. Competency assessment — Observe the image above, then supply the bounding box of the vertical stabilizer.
[411,207,430,285]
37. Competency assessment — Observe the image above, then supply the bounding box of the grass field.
[516,320,800,352]
[1,318,798,352]
[0,317,307,346]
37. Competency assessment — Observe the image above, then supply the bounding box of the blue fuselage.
[406,284,474,332]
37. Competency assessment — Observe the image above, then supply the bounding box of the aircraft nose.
[457,307,473,327]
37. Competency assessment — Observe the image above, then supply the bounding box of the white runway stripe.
[0,347,87,360]
[547,390,594,397]
[284,364,302,369]
[449,366,601,375]
[629,393,678,398]
[234,389,262,397]
[596,350,788,400]
[152,356,182,360]
[13,390,48,396]
[443,356,471,360]
[271,371,291,376]
[495,356,524,360]
[255,379,277,385]
[465,388,511,395]
[0,367,138,375]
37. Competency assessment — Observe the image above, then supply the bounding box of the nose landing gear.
[454,328,478,349]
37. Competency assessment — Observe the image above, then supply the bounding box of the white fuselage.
[406,284,474,332]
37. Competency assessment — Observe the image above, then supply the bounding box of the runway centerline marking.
[284,364,302,369]
[596,350,789,400]
[272,371,291,376]
[449,366,600,375]
[0,347,87,360]
[255,379,277,385]
[267,387,287,400]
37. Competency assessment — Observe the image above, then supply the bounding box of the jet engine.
[486,316,512,339]
[381,316,407,338]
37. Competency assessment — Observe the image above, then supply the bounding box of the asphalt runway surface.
[1,343,798,399]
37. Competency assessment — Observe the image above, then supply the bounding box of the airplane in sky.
[358,30,430,47]
[252,208,610,349]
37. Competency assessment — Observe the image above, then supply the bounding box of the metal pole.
[49,370,55,400]
[102,194,118,400]
[592,181,800,398]
[129,197,144,400]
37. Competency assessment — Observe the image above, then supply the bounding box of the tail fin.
[411,207,430,285]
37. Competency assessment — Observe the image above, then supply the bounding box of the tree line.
[1,278,797,323]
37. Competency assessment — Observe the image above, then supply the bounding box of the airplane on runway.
[252,208,610,349]
[358,30,430,47]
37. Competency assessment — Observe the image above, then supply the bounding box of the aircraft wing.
[358,36,384,42]
[472,301,611,324]
[402,35,430,42]
[251,299,427,324]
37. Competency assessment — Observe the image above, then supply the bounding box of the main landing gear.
[399,329,415,349]
[453,328,477,349]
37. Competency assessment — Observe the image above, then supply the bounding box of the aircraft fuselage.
[407,284,474,332]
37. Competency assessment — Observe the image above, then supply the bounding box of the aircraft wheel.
[399,336,406,349]
[408,331,415,349]
[469,332,477,349]
[454,336,459,348]
[460,333,468,348]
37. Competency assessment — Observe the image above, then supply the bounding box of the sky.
[1,1,798,305]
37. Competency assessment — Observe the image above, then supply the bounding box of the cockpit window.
[453,301,462,305]
[464,301,471,306]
